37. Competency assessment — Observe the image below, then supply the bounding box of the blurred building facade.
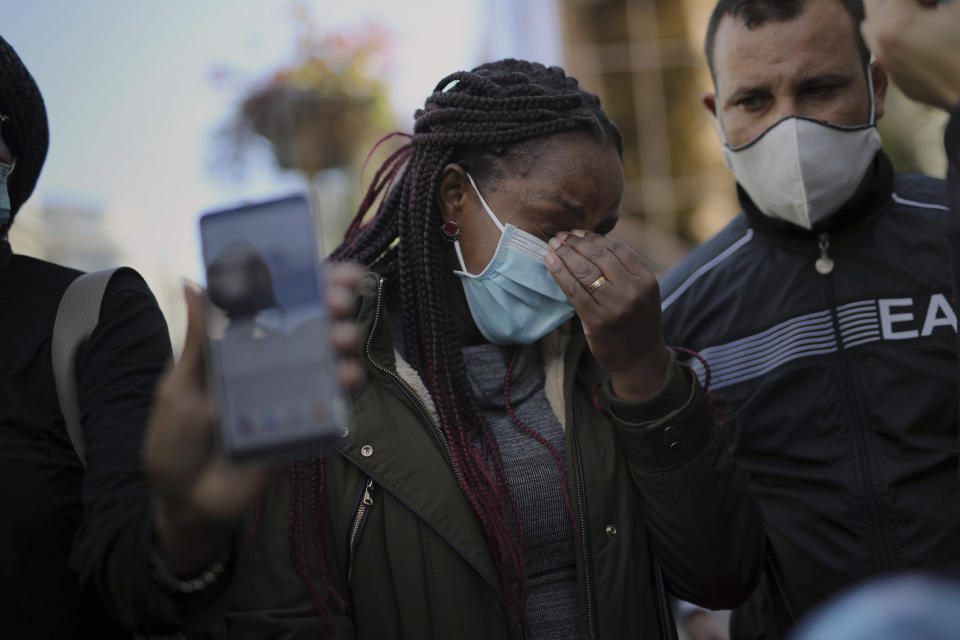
[9,201,122,272]
[9,200,188,351]
[559,0,738,269]
[483,0,731,274]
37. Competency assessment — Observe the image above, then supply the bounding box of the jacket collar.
[739,150,895,242]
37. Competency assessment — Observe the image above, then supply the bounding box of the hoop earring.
[441,220,463,242]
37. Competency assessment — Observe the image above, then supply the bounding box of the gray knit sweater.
[463,342,581,640]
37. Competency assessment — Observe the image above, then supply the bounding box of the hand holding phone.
[143,243,365,576]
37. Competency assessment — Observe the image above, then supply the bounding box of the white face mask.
[716,72,882,230]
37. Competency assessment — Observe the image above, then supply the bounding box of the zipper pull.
[815,233,834,275]
[347,478,376,586]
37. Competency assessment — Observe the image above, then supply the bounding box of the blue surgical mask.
[453,173,575,345]
[0,159,14,228]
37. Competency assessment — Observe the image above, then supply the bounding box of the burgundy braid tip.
[503,349,579,560]
[360,131,412,180]
[310,456,347,612]
[669,345,711,392]
[669,346,731,436]
[591,382,610,417]
[242,499,264,603]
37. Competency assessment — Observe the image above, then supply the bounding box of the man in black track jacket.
[661,1,960,638]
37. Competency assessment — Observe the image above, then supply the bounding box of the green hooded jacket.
[225,273,765,639]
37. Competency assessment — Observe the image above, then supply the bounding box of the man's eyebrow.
[794,72,851,91]
[540,194,585,219]
[725,86,770,107]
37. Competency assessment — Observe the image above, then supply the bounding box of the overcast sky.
[5,0,490,277]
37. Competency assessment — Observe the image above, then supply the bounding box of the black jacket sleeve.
[598,351,766,610]
[68,268,231,633]
[947,109,960,363]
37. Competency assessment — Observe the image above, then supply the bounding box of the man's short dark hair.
[704,0,870,83]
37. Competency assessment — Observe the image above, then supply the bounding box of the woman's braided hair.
[315,58,621,630]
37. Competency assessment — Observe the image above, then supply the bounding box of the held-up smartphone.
[199,194,350,461]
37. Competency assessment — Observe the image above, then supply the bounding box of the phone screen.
[199,194,348,461]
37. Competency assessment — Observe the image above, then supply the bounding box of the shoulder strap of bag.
[51,268,120,468]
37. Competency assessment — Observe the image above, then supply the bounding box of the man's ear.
[702,92,718,117]
[436,163,469,222]
[870,61,889,121]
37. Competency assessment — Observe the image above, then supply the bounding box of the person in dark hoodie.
[0,33,227,638]
[0,34,366,638]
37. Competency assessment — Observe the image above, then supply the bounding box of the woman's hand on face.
[143,262,366,575]
[545,229,670,400]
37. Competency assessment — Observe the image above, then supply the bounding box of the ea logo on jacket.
[683,293,957,391]
[877,294,956,340]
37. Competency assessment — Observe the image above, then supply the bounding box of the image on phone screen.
[199,195,348,461]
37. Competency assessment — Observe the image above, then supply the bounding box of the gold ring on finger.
[587,275,607,293]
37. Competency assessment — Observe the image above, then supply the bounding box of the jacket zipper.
[364,275,464,489]
[815,233,835,275]
[567,391,597,639]
[820,240,895,577]
[347,478,375,585]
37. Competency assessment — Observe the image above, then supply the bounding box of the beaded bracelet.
[149,546,230,595]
